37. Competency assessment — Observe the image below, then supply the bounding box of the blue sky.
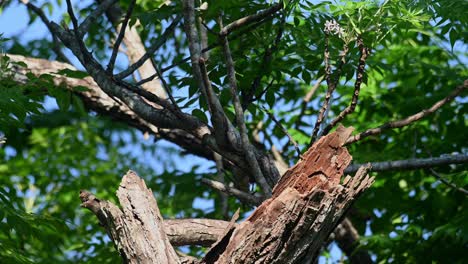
[0,1,347,262]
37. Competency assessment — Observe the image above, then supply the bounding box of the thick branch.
[207,126,374,263]
[79,171,179,263]
[219,17,272,195]
[164,219,234,247]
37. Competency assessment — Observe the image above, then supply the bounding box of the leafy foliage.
[0,0,466,263]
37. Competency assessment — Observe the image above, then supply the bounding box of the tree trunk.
[80,126,374,263]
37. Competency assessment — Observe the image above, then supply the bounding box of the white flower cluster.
[324,20,345,38]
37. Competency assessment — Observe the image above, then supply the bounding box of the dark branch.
[294,75,324,129]
[429,168,468,195]
[346,80,468,144]
[219,16,272,195]
[345,153,468,174]
[242,14,285,110]
[201,178,262,206]
[20,0,70,63]
[219,2,283,37]
[106,0,136,74]
[114,15,182,80]
[323,38,369,135]
[310,33,334,143]
[79,0,117,35]
[261,106,301,158]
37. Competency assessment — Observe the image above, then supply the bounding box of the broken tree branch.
[207,126,374,263]
[346,80,468,144]
[79,171,179,263]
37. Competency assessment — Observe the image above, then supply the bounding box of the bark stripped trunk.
[80,126,374,263]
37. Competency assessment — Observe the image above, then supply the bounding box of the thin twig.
[294,75,324,129]
[219,2,283,37]
[429,168,468,195]
[114,15,182,80]
[107,0,136,74]
[161,14,277,73]
[79,0,117,35]
[242,13,285,110]
[346,80,468,144]
[65,0,91,61]
[150,57,180,110]
[323,39,369,135]
[20,0,70,63]
[214,153,230,219]
[310,33,333,144]
[260,106,302,158]
[219,16,272,195]
[135,72,158,86]
[201,178,262,206]
[250,79,275,103]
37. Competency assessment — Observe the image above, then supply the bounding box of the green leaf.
[56,69,89,79]
[192,109,208,123]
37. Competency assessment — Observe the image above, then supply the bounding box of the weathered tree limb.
[204,126,374,263]
[164,219,234,247]
[79,171,179,264]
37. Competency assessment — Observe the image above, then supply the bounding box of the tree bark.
[80,171,179,264]
[80,126,374,263]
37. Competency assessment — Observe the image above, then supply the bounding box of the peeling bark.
[80,127,373,263]
[204,126,374,263]
[80,171,179,264]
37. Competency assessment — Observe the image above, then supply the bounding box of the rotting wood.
[80,126,374,264]
[204,125,374,263]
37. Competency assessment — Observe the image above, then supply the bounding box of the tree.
[0,0,466,263]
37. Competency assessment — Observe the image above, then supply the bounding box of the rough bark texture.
[164,219,233,247]
[204,126,374,263]
[80,171,179,264]
[79,127,373,264]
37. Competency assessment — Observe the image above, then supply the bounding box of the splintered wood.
[209,126,374,264]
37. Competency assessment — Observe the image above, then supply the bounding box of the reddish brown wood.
[204,126,374,264]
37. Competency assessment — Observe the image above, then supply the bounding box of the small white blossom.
[324,20,345,38]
